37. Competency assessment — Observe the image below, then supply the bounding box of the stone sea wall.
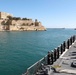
[10,25,46,31]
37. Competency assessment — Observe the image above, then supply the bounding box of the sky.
[0,0,76,28]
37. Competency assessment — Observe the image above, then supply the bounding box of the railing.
[22,55,47,75]
[22,35,76,75]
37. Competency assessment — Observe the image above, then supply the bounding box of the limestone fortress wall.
[0,12,46,31]
[0,12,13,19]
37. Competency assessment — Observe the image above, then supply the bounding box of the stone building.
[0,12,13,19]
[0,12,46,31]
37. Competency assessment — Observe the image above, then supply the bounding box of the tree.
[12,17,21,20]
[22,18,28,20]
[7,16,13,20]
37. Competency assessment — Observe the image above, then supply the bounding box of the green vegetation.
[7,16,21,20]
[22,18,28,20]
[12,17,21,20]
[7,16,31,21]
[7,16,12,20]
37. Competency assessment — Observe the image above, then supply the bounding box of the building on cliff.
[0,12,13,19]
[0,12,46,31]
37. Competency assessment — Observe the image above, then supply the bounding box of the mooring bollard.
[60,44,63,54]
[63,41,66,51]
[74,35,75,42]
[54,49,57,62]
[47,51,53,65]
[51,51,53,65]
[69,37,71,46]
[70,37,72,45]
[74,35,76,40]
[72,36,73,43]
[72,36,74,43]
[57,47,59,59]
[73,36,75,43]
[67,39,69,49]
[74,36,75,41]
[47,51,51,65]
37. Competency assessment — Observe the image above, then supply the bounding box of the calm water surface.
[0,28,75,75]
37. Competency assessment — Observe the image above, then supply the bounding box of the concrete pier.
[23,35,76,75]
[51,40,76,75]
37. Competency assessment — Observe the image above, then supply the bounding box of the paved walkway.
[50,41,76,75]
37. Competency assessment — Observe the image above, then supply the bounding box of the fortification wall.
[0,12,46,31]
[0,12,13,19]
[11,20,34,26]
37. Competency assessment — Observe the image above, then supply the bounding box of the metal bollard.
[74,35,75,42]
[69,37,71,46]
[57,47,59,59]
[73,36,75,43]
[72,36,73,43]
[54,49,57,62]
[74,35,76,40]
[51,52,53,65]
[70,37,72,45]
[73,36,74,42]
[47,51,51,65]
[63,41,66,51]
[67,39,69,49]
[60,44,63,54]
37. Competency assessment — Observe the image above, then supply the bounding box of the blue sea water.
[0,28,75,75]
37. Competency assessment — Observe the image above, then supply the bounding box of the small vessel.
[74,28,76,30]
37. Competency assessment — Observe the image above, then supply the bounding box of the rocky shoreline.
[0,25,46,31]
